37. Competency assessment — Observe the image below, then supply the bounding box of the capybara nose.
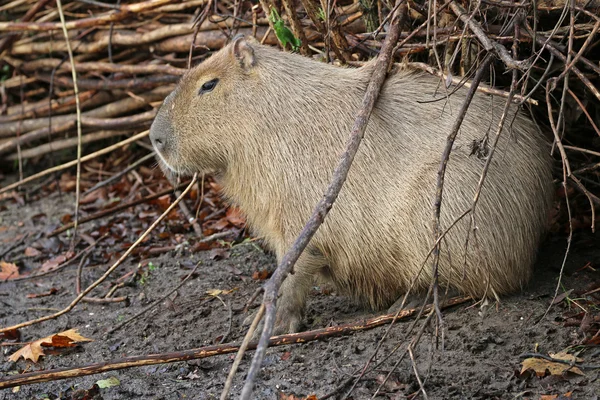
[149,125,167,154]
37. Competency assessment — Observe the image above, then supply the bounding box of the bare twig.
[430,54,494,330]
[55,0,83,245]
[220,304,265,400]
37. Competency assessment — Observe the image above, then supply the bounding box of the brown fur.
[150,36,553,334]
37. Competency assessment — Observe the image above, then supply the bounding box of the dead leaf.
[9,329,94,363]
[550,351,584,363]
[521,356,584,377]
[191,241,213,252]
[24,247,41,257]
[40,254,67,273]
[226,207,246,227]
[209,248,230,260]
[552,289,574,305]
[541,392,572,400]
[0,261,19,280]
[26,288,59,298]
[252,269,270,280]
[0,328,20,341]
[209,218,230,231]
[60,214,72,224]
[278,394,318,400]
[206,289,234,297]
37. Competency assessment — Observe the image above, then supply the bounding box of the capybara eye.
[199,79,219,94]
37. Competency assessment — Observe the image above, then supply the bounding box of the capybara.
[149,35,553,334]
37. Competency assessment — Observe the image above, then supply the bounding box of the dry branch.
[449,1,527,70]
[0,296,469,390]
[0,87,169,138]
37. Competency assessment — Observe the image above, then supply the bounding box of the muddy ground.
[1,188,599,400]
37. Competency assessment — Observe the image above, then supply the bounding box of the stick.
[239,3,407,399]
[0,0,53,54]
[0,296,469,389]
[6,129,138,160]
[55,0,83,243]
[430,54,494,325]
[220,304,265,400]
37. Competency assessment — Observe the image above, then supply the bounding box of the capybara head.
[150,36,259,178]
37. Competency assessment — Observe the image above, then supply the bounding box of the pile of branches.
[0,0,599,216]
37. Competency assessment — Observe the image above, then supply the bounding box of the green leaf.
[269,7,301,51]
[96,376,121,389]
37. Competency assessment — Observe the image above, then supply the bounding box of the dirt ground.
[1,188,600,400]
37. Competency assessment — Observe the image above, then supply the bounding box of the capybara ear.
[231,34,256,70]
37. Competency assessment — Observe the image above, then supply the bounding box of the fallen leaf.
[552,289,574,305]
[281,351,292,361]
[541,392,572,400]
[9,329,94,363]
[26,288,59,298]
[60,214,72,224]
[40,254,67,273]
[550,351,584,363]
[0,328,20,341]
[278,394,318,400]
[206,289,234,297]
[0,261,19,280]
[521,357,584,377]
[252,269,270,280]
[226,207,246,227]
[209,218,230,231]
[281,395,317,400]
[209,248,230,260]
[24,247,41,257]
[96,376,120,389]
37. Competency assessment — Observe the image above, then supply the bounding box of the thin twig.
[220,304,265,400]
[55,0,83,247]
[449,1,528,70]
